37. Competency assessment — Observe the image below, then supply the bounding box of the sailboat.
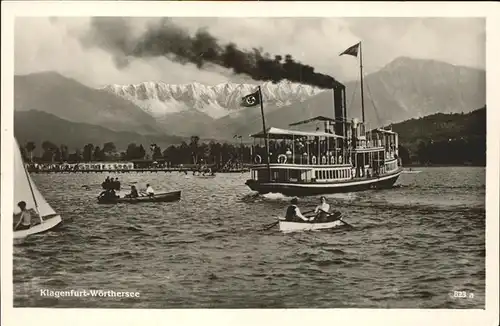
[13,138,62,242]
[244,41,403,196]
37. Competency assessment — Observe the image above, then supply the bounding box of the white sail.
[13,139,56,217]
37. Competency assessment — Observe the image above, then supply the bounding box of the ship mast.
[258,86,272,181]
[359,42,365,124]
[18,141,44,221]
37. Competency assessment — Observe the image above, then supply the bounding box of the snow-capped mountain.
[103,80,325,119]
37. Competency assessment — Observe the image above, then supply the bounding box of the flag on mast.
[339,42,360,57]
[241,88,261,107]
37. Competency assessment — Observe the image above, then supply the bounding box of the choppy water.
[13,167,485,308]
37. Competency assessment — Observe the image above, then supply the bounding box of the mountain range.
[103,80,323,119]
[14,110,184,154]
[14,72,164,135]
[14,57,486,148]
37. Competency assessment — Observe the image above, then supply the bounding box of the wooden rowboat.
[97,190,181,204]
[195,174,216,179]
[278,211,346,233]
[402,169,422,174]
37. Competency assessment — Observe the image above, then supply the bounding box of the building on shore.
[27,161,135,172]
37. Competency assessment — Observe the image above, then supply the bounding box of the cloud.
[14,17,240,87]
[344,17,485,71]
[14,17,485,88]
[170,17,361,80]
[171,17,485,77]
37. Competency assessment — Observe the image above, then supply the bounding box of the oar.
[338,219,354,229]
[260,221,279,231]
[309,211,355,229]
[330,213,354,229]
[260,216,284,231]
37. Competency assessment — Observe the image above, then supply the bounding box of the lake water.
[13,167,485,308]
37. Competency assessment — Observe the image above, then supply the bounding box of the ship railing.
[252,152,351,166]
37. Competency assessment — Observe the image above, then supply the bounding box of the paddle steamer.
[245,42,403,196]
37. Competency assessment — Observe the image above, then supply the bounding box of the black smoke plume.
[84,18,345,89]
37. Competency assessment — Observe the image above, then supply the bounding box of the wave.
[395,184,485,191]
[262,192,292,200]
[344,201,485,215]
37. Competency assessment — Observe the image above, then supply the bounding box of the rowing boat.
[402,170,422,174]
[279,219,343,233]
[97,190,181,204]
[195,174,216,179]
[278,211,345,233]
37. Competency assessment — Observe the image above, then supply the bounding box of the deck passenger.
[321,155,327,165]
[285,198,310,222]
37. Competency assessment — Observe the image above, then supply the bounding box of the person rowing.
[310,196,330,222]
[145,184,155,197]
[114,178,121,190]
[125,185,139,198]
[98,188,119,200]
[102,177,110,190]
[283,197,310,222]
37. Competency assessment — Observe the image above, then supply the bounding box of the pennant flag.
[241,89,261,107]
[339,42,360,57]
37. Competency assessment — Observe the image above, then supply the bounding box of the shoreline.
[403,164,485,168]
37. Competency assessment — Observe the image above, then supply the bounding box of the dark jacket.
[285,205,298,220]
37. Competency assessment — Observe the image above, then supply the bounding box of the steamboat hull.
[246,168,402,196]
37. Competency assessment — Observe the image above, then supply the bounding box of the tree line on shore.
[21,136,253,168]
[392,108,486,166]
[22,134,485,167]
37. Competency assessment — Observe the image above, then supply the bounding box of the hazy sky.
[15,17,485,88]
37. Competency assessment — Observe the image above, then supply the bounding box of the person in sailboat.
[310,196,331,222]
[284,198,310,222]
[14,201,40,231]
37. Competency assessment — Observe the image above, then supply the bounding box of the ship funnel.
[333,87,346,137]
